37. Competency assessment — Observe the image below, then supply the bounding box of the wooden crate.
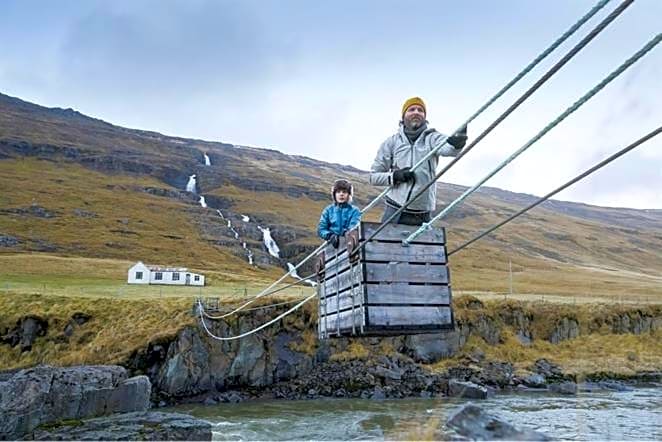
[316,221,454,338]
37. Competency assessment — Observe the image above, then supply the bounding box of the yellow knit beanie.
[401,96,426,118]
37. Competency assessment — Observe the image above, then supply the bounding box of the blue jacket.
[317,202,361,240]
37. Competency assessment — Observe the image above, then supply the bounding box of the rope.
[448,125,662,256]
[404,33,662,245]
[201,243,325,319]
[194,0,629,340]
[198,121,661,339]
[199,0,613,322]
[360,0,614,215]
[197,293,317,341]
[352,0,635,251]
[200,272,317,319]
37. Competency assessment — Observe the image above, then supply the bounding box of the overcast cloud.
[1,0,660,208]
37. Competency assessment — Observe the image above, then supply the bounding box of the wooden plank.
[363,241,446,263]
[321,286,364,314]
[360,221,445,244]
[323,248,351,272]
[322,236,349,258]
[320,307,364,335]
[367,305,452,326]
[366,283,450,305]
[365,262,449,284]
[322,265,363,296]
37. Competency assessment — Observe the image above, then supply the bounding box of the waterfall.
[230,227,239,239]
[216,210,224,219]
[247,250,254,265]
[186,174,197,193]
[242,242,247,249]
[199,196,207,208]
[241,215,250,222]
[204,153,211,166]
[258,226,280,258]
[227,220,231,228]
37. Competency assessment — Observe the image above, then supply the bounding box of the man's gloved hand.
[326,233,340,248]
[392,167,416,185]
[447,125,468,149]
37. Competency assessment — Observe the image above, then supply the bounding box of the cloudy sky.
[2,0,661,209]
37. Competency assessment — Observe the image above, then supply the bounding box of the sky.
[1,0,661,209]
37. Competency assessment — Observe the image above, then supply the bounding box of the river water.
[168,387,661,440]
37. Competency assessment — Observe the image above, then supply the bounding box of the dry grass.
[0,293,195,369]
[431,298,662,377]
[330,342,370,362]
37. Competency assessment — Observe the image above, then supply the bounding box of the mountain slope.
[1,92,661,297]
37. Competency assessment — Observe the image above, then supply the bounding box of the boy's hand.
[327,233,340,248]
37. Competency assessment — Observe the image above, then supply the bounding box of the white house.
[127,261,205,286]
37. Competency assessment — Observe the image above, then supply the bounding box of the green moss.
[37,419,84,430]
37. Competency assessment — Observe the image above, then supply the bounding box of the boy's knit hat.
[332,179,353,202]
[401,96,426,118]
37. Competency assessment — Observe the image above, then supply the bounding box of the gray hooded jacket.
[369,125,461,212]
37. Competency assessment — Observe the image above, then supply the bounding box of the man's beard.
[405,117,423,130]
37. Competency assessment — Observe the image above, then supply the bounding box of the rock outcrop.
[1,316,48,352]
[446,404,550,440]
[29,411,211,441]
[0,365,150,440]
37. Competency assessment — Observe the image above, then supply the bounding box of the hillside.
[1,92,661,298]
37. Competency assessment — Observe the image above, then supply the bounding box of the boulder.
[404,330,462,363]
[30,411,211,441]
[1,316,48,352]
[447,380,489,399]
[446,404,550,440]
[0,365,150,440]
[523,374,547,388]
[549,381,578,395]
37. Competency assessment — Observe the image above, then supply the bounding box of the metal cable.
[405,33,661,244]
[354,0,635,250]
[200,0,613,322]
[195,1,629,339]
[448,125,662,256]
[359,0,615,215]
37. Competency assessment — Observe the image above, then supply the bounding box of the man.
[369,97,468,225]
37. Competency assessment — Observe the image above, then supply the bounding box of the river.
[167,386,661,440]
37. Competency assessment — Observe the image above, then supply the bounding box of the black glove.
[392,167,416,185]
[326,233,340,249]
[447,125,468,149]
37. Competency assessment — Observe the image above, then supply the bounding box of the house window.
[154,272,163,281]
[172,272,180,281]
[135,271,143,280]
[194,275,200,281]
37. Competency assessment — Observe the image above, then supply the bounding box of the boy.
[317,179,361,248]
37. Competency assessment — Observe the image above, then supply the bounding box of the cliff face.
[121,300,662,402]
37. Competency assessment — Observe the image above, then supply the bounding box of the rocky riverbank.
[121,298,662,405]
[2,297,661,408]
[0,365,210,441]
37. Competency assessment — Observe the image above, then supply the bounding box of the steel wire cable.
[200,0,617,321]
[447,125,662,256]
[343,0,636,252]
[201,31,661,337]
[404,33,661,244]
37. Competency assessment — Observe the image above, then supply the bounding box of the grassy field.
[1,252,660,304]
[0,254,314,300]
